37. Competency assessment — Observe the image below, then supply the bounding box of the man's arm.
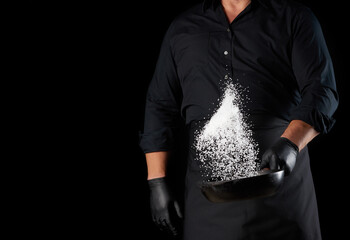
[146,151,170,180]
[260,8,338,174]
[281,120,319,151]
[139,19,183,237]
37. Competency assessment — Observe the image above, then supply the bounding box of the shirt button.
[224,74,229,79]
[224,51,229,55]
[227,28,230,32]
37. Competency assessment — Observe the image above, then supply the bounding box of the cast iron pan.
[200,169,284,202]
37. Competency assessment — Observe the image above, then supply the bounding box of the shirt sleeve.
[139,23,183,153]
[290,7,339,134]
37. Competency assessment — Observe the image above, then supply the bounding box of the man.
[139,0,338,239]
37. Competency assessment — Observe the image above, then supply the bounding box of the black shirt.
[139,0,338,153]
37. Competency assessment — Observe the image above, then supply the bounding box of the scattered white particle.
[194,82,260,181]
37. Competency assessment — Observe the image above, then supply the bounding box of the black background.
[112,0,348,239]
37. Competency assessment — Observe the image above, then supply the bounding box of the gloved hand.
[260,137,299,176]
[148,177,183,237]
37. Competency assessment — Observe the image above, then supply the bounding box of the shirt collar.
[202,0,270,12]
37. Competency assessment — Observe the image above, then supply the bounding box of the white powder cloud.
[194,82,260,181]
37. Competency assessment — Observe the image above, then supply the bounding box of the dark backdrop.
[121,0,349,239]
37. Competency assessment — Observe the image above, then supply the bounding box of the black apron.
[182,115,321,240]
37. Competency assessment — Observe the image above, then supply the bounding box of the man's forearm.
[145,151,170,180]
[281,120,319,151]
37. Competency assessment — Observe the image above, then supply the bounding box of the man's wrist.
[147,174,166,180]
[281,120,319,150]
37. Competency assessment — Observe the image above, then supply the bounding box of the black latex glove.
[148,177,183,237]
[260,137,299,176]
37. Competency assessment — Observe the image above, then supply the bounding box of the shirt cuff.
[139,128,176,153]
[290,107,336,134]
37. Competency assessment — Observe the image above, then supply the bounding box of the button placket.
[223,49,231,80]
[221,28,232,82]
